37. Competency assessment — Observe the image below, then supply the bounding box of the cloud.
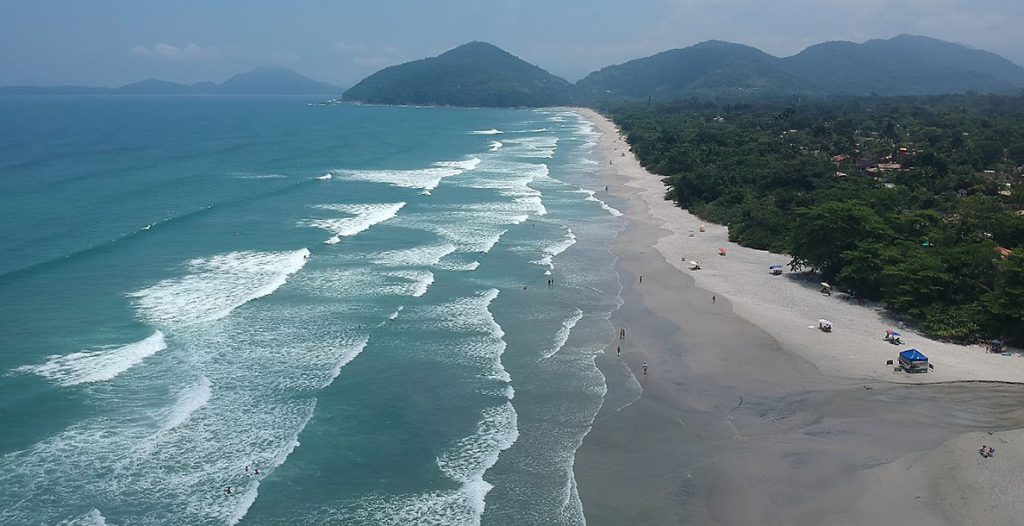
[333,42,365,53]
[334,42,408,69]
[130,43,223,61]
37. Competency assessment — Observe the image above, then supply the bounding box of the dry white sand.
[577,108,1024,385]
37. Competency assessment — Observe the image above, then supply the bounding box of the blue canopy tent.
[899,348,929,373]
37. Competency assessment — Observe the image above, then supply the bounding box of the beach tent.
[769,263,784,275]
[718,248,727,256]
[818,319,833,332]
[898,348,929,373]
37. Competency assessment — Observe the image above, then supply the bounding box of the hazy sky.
[2,0,1023,87]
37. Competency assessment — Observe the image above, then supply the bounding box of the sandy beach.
[573,107,1024,525]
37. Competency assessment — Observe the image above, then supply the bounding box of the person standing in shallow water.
[642,362,648,375]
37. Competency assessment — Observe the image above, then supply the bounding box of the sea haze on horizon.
[0,96,626,525]
[2,1,1023,88]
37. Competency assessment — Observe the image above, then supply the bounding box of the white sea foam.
[340,166,459,191]
[542,309,584,358]
[488,141,503,151]
[371,243,458,267]
[304,202,406,242]
[411,289,512,383]
[503,136,558,158]
[56,509,113,526]
[347,333,517,524]
[533,227,577,268]
[398,208,510,254]
[432,402,519,523]
[589,196,622,217]
[385,269,435,298]
[469,129,503,135]
[576,188,623,217]
[163,376,212,430]
[436,259,480,272]
[299,267,436,300]
[232,174,287,180]
[435,158,482,171]
[1,304,369,525]
[129,249,309,326]
[437,402,518,483]
[326,335,371,383]
[455,161,548,217]
[345,482,493,526]
[316,173,333,180]
[388,306,404,320]
[16,331,168,386]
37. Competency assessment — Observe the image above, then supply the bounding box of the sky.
[2,0,1023,88]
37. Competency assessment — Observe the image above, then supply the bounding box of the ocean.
[0,96,625,525]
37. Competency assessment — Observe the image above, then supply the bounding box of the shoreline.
[572,107,1024,525]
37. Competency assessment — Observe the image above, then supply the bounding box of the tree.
[982,251,1024,342]
[789,202,893,279]
[880,249,953,316]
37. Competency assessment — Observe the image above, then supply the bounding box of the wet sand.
[573,108,1024,525]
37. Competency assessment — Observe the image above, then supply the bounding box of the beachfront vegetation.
[603,94,1024,343]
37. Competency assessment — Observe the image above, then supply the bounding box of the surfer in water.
[225,486,233,495]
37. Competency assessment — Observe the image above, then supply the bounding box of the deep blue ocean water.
[0,96,625,525]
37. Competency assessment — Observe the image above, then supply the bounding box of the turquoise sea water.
[0,96,625,525]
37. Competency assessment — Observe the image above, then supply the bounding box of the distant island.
[0,65,341,96]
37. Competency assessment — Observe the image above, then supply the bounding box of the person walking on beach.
[642,362,648,375]
[639,275,643,284]
[712,295,716,304]
[619,328,626,340]
[616,345,621,356]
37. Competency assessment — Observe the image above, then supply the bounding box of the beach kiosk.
[898,348,929,373]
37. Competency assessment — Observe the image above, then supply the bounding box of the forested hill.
[576,41,811,100]
[602,95,1024,343]
[578,35,1024,101]
[342,41,573,107]
[781,35,1024,96]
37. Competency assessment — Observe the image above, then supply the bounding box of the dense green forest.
[343,41,573,107]
[602,95,1024,343]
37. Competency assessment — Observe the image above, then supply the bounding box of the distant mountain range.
[342,35,1024,107]
[6,35,1023,104]
[577,35,1024,100]
[342,41,573,107]
[0,66,341,96]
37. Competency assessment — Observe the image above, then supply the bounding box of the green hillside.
[342,41,573,107]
